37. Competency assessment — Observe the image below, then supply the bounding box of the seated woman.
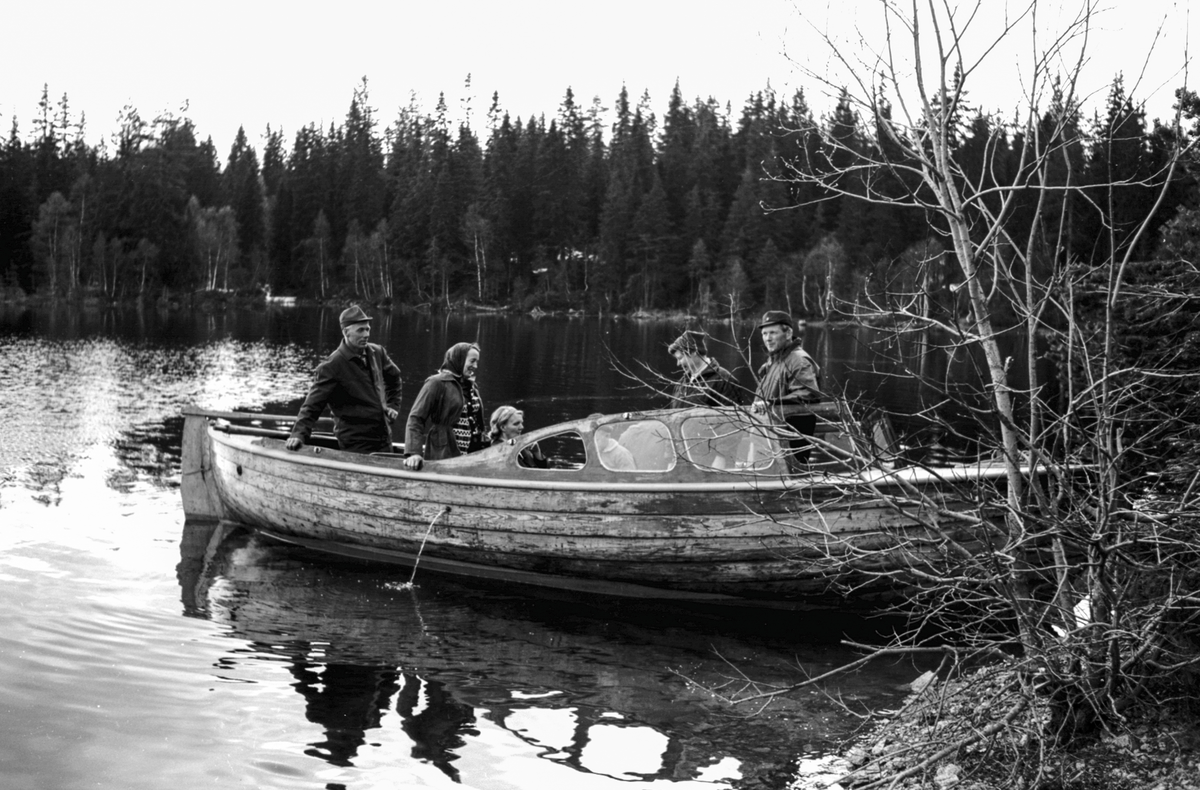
[489,405,549,468]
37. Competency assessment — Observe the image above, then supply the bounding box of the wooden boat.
[181,403,1011,607]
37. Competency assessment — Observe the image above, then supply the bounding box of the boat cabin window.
[679,414,777,472]
[593,420,676,473]
[525,432,587,470]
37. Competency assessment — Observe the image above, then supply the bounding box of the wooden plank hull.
[183,407,992,604]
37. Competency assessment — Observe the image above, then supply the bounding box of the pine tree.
[480,109,521,298]
[720,171,765,274]
[1083,75,1159,264]
[224,126,265,279]
[1026,80,1086,275]
[658,82,695,231]
[630,171,670,308]
[261,125,287,198]
[773,89,821,254]
[339,80,387,244]
[387,103,432,295]
[817,90,861,236]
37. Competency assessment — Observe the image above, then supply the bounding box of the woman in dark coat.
[403,343,483,469]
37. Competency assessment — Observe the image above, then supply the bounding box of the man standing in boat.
[285,305,402,454]
[751,311,822,466]
[666,330,741,408]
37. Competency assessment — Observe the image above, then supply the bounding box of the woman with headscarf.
[403,342,483,470]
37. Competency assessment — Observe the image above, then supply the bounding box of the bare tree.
[32,192,76,296]
[189,200,239,292]
[673,2,1199,786]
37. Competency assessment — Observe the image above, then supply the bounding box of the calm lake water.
[0,304,937,790]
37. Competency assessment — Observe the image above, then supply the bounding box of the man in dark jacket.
[666,330,741,408]
[286,305,402,453]
[751,310,822,466]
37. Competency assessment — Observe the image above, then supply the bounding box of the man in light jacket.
[751,310,822,466]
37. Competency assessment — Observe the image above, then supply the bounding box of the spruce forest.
[0,76,1195,316]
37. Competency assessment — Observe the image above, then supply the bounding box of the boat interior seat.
[303,434,341,451]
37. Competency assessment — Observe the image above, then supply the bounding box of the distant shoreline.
[0,290,854,327]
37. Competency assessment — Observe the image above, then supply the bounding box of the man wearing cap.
[751,310,822,465]
[285,305,402,454]
[666,330,741,408]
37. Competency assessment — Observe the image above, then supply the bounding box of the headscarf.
[440,342,480,378]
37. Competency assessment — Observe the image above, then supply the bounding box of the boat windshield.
[522,431,586,470]
[593,420,676,473]
[679,414,777,472]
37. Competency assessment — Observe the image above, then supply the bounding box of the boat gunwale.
[205,420,1018,494]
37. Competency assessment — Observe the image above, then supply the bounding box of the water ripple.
[0,334,314,479]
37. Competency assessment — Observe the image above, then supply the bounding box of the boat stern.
[181,408,228,522]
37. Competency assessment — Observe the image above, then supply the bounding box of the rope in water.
[398,506,451,589]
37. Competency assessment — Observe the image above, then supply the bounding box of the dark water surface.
[0,304,933,790]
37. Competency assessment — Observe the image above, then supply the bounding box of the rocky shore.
[790,663,1200,790]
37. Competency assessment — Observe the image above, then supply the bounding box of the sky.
[2,0,1194,158]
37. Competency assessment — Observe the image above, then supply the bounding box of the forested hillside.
[0,76,1192,314]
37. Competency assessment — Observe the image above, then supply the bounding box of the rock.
[1105,733,1135,751]
[911,670,938,694]
[935,763,961,788]
[791,754,851,789]
[845,746,869,766]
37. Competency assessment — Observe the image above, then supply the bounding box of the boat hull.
[184,409,989,605]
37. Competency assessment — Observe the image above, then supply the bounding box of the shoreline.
[0,291,867,328]
[790,663,1200,790]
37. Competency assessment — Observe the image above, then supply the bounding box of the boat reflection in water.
[178,520,868,787]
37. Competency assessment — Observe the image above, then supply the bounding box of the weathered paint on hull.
[201,427,967,601]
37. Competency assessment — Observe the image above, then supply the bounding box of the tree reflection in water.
[178,520,861,786]
[288,661,401,768]
[394,673,477,780]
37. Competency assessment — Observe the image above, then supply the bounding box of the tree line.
[0,75,1194,314]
